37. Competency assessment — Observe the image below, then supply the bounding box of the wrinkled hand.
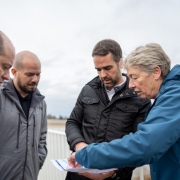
[67,152,82,168]
[78,170,115,180]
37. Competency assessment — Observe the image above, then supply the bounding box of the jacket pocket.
[0,109,21,152]
[82,97,100,104]
[116,103,138,113]
[0,155,23,179]
[108,104,139,136]
[81,97,100,131]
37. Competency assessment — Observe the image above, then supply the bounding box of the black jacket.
[65,75,151,180]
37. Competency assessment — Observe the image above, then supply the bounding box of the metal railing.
[38,130,71,180]
[38,130,146,180]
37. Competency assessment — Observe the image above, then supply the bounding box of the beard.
[101,73,121,90]
[17,79,38,94]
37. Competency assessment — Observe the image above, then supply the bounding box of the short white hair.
[124,43,171,78]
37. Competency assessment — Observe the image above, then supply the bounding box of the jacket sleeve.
[65,87,86,151]
[75,84,180,169]
[38,100,48,169]
[132,98,151,132]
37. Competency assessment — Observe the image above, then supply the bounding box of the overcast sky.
[1,0,180,117]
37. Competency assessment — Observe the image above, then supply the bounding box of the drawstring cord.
[16,113,22,148]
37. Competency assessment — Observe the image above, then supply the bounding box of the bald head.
[13,51,41,70]
[12,51,41,97]
[0,30,15,84]
[0,31,15,58]
[0,32,5,56]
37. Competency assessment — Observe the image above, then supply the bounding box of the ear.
[11,68,18,77]
[118,58,123,69]
[153,66,162,80]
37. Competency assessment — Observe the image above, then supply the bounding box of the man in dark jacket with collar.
[65,39,151,180]
[0,51,47,180]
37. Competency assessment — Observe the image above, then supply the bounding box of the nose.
[99,69,107,79]
[129,79,135,89]
[2,71,10,81]
[31,75,39,82]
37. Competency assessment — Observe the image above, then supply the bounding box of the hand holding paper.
[67,152,80,168]
[51,159,117,174]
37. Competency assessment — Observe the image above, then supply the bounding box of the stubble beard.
[103,74,121,90]
[17,80,38,94]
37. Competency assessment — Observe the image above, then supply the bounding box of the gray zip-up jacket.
[0,79,47,180]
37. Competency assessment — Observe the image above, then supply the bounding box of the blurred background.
[1,0,180,119]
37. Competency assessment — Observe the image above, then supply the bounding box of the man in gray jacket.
[0,51,47,180]
[0,30,15,84]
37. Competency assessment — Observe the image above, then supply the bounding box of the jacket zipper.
[22,118,29,180]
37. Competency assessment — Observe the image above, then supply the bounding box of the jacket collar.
[1,79,45,108]
[157,64,180,99]
[87,74,134,91]
[87,74,138,98]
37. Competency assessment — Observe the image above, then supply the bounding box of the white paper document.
[51,159,117,174]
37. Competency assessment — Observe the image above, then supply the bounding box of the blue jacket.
[75,64,180,180]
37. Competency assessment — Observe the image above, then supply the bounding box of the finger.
[67,157,76,167]
[75,162,82,168]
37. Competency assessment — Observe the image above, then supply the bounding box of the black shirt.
[14,85,32,119]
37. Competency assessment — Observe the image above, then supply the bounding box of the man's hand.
[75,142,88,151]
[78,170,115,180]
[67,152,82,168]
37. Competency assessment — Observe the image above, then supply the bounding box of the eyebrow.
[128,74,134,78]
[3,63,12,67]
[25,72,41,74]
[95,65,112,69]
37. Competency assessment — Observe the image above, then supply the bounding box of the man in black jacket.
[65,39,151,180]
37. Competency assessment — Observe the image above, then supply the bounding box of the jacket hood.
[158,64,180,96]
[1,79,45,108]
[162,64,180,85]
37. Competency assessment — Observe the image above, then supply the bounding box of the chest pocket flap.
[116,103,138,112]
[82,97,100,104]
